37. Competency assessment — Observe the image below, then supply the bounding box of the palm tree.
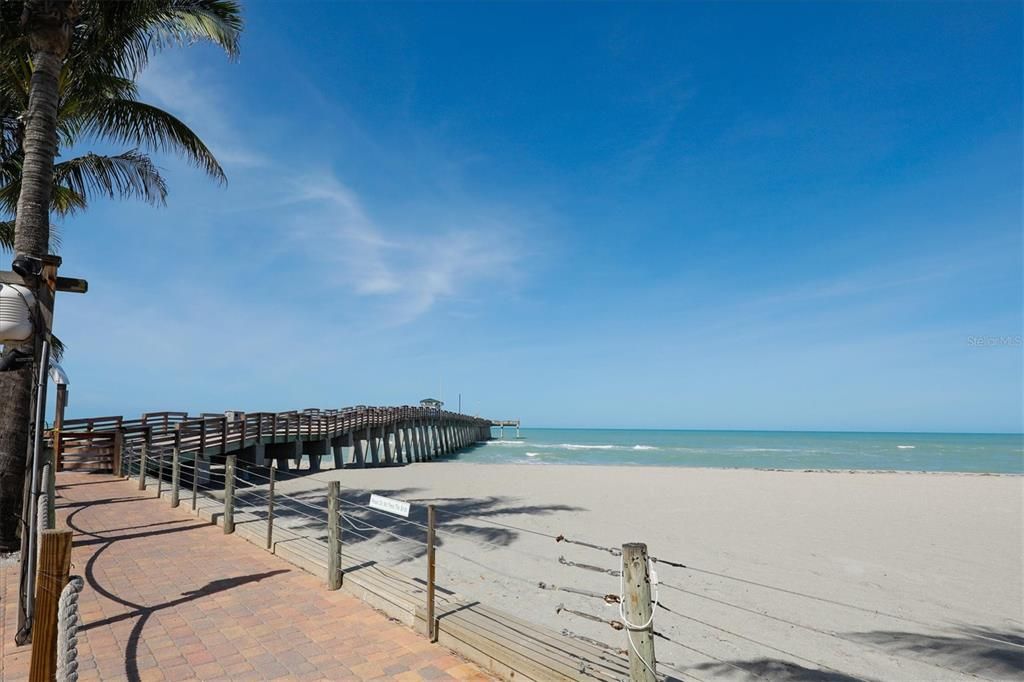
[0,0,242,550]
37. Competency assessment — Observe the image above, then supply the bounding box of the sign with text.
[368,494,411,518]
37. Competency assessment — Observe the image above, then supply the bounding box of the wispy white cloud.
[134,54,530,326]
[137,58,268,170]
[284,173,521,323]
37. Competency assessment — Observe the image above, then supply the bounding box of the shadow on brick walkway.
[2,472,490,681]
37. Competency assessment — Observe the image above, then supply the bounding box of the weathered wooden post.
[427,504,437,642]
[327,481,341,589]
[156,443,165,498]
[266,465,276,550]
[29,529,72,682]
[170,426,181,508]
[224,455,236,534]
[137,427,152,490]
[192,454,200,510]
[622,542,657,682]
[53,384,67,471]
[112,428,124,477]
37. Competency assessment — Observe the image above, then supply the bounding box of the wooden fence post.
[192,455,200,511]
[156,445,165,498]
[622,542,657,682]
[266,466,276,550]
[427,504,437,642]
[327,481,341,590]
[112,428,123,477]
[224,455,236,534]
[137,429,150,490]
[170,427,181,508]
[29,529,72,682]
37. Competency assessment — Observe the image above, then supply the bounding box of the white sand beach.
[260,463,1023,680]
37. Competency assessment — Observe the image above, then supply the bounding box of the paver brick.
[1,472,490,681]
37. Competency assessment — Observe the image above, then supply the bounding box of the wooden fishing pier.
[51,406,494,476]
[490,419,521,439]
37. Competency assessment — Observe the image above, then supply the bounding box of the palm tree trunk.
[0,0,74,551]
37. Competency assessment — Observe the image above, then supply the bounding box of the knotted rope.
[36,464,51,562]
[56,575,84,682]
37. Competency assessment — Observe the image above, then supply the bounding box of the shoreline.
[434,459,1024,476]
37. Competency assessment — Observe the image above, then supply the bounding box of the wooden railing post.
[221,416,228,455]
[170,426,181,508]
[192,454,200,511]
[622,542,657,681]
[266,466,276,550]
[138,428,151,490]
[29,529,72,682]
[427,504,437,642]
[327,481,341,590]
[224,455,236,534]
[156,443,165,498]
[112,428,124,477]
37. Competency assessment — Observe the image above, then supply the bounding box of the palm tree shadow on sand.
[231,479,584,562]
[675,625,1024,681]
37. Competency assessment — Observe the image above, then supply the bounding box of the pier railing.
[52,405,492,473]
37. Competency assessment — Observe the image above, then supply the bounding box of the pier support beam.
[237,443,266,467]
[353,432,366,467]
[266,441,299,471]
[368,426,381,465]
[382,427,394,464]
[304,438,330,472]
[331,433,350,468]
[394,424,405,463]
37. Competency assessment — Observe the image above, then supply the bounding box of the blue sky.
[52,1,1022,432]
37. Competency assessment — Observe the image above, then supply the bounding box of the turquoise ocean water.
[455,429,1024,474]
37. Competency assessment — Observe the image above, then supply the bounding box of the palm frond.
[71,0,242,81]
[1,160,89,216]
[0,218,13,252]
[50,184,88,215]
[55,150,168,206]
[78,99,225,183]
[50,333,65,362]
[0,216,64,253]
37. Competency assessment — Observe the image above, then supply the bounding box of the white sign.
[368,494,411,518]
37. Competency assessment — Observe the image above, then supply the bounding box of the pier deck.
[1,471,490,681]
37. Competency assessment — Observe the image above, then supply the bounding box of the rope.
[619,554,659,680]
[57,575,84,682]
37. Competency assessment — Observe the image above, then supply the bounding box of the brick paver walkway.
[1,472,489,681]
